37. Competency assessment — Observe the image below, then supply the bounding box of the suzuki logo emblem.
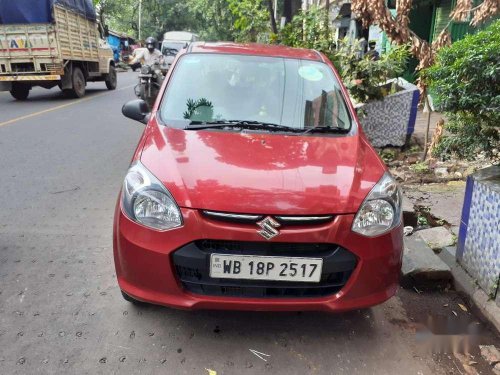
[257,216,281,240]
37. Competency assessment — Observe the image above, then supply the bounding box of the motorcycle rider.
[129,37,164,69]
[130,37,166,110]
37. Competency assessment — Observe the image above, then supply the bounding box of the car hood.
[140,120,386,215]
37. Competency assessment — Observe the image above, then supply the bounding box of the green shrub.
[335,39,410,103]
[279,6,409,103]
[425,20,500,160]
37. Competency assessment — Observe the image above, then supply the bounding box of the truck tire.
[105,65,117,90]
[63,66,86,98]
[10,83,30,101]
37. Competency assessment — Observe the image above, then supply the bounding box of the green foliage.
[96,0,271,43]
[186,0,237,41]
[93,0,137,36]
[335,39,410,103]
[378,148,398,163]
[227,0,270,42]
[426,20,500,114]
[417,215,428,226]
[425,20,500,160]
[432,112,499,160]
[490,276,499,300]
[279,6,335,61]
[94,0,198,40]
[410,161,429,173]
[279,6,409,103]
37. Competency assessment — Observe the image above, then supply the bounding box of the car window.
[161,42,186,56]
[160,54,352,132]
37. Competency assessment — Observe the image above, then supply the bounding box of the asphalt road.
[0,72,495,375]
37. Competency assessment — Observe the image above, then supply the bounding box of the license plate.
[210,254,323,283]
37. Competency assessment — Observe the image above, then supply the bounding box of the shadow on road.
[14,88,112,103]
[129,303,376,340]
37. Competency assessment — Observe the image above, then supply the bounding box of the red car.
[115,42,403,312]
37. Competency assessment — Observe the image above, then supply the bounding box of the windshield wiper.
[185,120,303,133]
[301,112,350,134]
[301,125,350,135]
[163,47,179,56]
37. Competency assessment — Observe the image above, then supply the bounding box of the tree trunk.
[266,0,278,34]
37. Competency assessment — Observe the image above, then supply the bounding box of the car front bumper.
[113,203,403,312]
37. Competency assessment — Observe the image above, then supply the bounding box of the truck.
[161,31,198,66]
[0,0,116,100]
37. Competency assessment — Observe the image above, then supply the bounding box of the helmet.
[145,37,156,52]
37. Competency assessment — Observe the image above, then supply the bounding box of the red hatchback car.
[115,42,403,312]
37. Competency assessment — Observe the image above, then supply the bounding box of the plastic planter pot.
[357,78,420,148]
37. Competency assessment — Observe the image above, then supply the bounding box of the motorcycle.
[134,61,169,110]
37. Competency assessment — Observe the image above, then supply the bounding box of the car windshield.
[160,53,352,133]
[161,42,186,56]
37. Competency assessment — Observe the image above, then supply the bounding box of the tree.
[139,0,197,40]
[279,6,334,57]
[265,0,278,35]
[93,0,140,38]
[93,0,200,40]
[227,0,270,42]
[351,0,499,158]
[424,21,500,160]
[186,0,238,41]
[351,0,500,74]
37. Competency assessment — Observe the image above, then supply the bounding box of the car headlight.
[121,161,182,231]
[352,172,402,237]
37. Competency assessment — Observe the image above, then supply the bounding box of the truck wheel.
[10,83,30,101]
[64,66,86,98]
[105,65,117,90]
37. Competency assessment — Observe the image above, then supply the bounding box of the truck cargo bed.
[0,5,99,76]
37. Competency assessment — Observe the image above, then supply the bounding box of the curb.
[439,247,500,334]
[401,235,452,288]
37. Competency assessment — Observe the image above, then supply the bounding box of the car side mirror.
[122,99,150,124]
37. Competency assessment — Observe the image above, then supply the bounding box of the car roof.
[188,42,324,62]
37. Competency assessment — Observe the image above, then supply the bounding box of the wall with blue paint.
[457,166,500,303]
[107,34,121,62]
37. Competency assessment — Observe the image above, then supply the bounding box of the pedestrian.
[365,41,380,61]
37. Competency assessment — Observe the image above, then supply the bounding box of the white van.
[161,31,198,64]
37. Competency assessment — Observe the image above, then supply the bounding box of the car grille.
[172,240,357,298]
[202,210,334,225]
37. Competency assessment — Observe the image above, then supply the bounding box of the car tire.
[10,83,30,100]
[121,290,144,305]
[63,66,86,98]
[105,65,117,90]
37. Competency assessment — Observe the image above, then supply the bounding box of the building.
[302,0,497,81]
[107,30,135,62]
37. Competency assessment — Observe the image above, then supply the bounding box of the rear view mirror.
[122,99,150,124]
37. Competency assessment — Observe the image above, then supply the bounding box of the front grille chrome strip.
[203,211,264,221]
[202,210,334,224]
[275,215,333,223]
